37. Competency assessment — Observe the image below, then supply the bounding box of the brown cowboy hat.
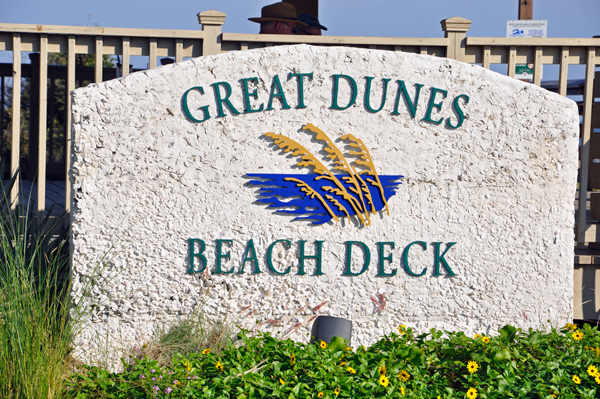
[248,2,308,26]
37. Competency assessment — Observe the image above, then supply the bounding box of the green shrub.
[132,305,236,368]
[0,170,71,398]
[68,322,600,398]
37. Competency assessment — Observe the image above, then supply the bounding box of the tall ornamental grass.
[0,170,71,398]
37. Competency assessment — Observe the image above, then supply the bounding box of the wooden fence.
[0,12,598,250]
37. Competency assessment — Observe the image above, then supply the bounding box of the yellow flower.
[400,386,406,395]
[398,370,410,382]
[466,360,479,374]
[202,348,211,355]
[573,375,581,384]
[573,330,584,341]
[474,334,481,339]
[340,361,347,367]
[398,325,407,335]
[347,366,356,374]
[378,365,387,375]
[280,378,285,385]
[319,340,327,349]
[290,354,296,365]
[595,375,600,385]
[334,388,340,396]
[565,322,573,330]
[318,392,324,398]
[466,387,477,399]
[481,336,490,344]
[588,365,599,377]
[215,361,223,372]
[345,346,352,352]
[379,374,390,387]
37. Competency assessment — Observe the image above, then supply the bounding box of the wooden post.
[519,0,533,20]
[577,47,596,246]
[440,17,472,62]
[11,34,21,206]
[28,52,40,182]
[197,10,226,56]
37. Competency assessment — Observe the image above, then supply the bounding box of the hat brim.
[301,24,327,31]
[248,17,308,26]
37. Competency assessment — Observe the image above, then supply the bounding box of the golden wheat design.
[266,131,366,224]
[340,133,390,215]
[302,123,371,225]
[283,177,339,222]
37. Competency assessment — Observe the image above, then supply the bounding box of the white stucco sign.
[71,44,578,360]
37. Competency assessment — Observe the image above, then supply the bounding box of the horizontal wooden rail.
[0,23,205,39]
[466,37,600,46]
[222,32,448,47]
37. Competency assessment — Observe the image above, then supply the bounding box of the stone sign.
[71,44,578,361]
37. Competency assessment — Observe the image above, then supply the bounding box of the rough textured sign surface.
[71,44,578,362]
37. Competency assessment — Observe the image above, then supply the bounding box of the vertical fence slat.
[394,46,402,52]
[122,37,130,76]
[558,46,569,97]
[533,46,543,86]
[175,38,183,62]
[65,35,75,214]
[420,46,428,55]
[577,47,597,245]
[508,46,517,78]
[10,34,21,207]
[149,38,157,69]
[95,36,103,83]
[482,46,491,69]
[38,34,48,215]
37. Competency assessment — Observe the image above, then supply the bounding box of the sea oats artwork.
[247,124,402,226]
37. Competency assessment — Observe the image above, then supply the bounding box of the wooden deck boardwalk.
[5,180,66,216]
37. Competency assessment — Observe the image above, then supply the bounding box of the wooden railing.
[0,13,598,251]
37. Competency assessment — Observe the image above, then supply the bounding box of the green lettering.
[188,239,207,273]
[391,81,423,118]
[240,77,264,114]
[376,242,396,277]
[182,87,210,123]
[297,240,324,275]
[446,94,470,129]
[239,239,261,274]
[215,239,234,274]
[432,242,457,276]
[343,241,370,276]
[267,239,292,275]
[402,241,427,277]
[288,72,313,109]
[422,87,447,125]
[330,74,358,110]
[364,76,390,113]
[266,75,291,111]
[211,81,241,118]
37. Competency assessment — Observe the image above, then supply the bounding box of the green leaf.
[329,336,347,353]
[498,379,511,392]
[409,346,424,364]
[499,325,518,344]
[492,349,512,363]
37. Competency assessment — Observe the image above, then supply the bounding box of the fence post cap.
[197,10,226,26]
[440,17,472,33]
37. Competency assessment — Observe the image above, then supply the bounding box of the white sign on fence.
[506,20,548,38]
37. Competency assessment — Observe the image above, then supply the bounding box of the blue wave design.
[246,174,402,225]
